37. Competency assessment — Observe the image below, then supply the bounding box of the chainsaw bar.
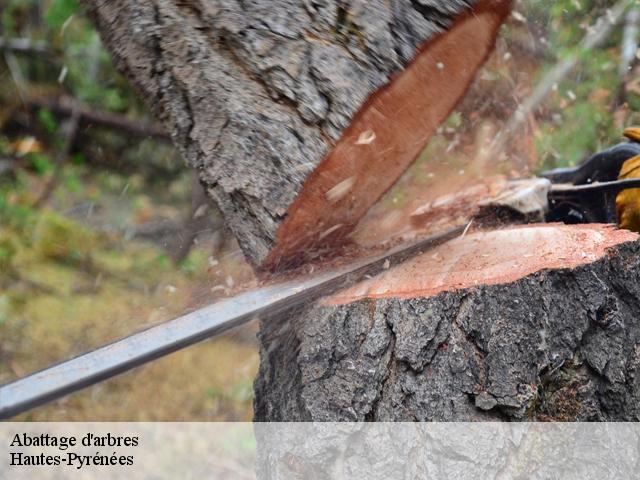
[0,225,465,419]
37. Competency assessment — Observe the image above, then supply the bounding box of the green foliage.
[43,0,78,30]
[1,0,28,36]
[27,152,54,175]
[37,109,58,135]
[154,253,170,269]
[444,111,463,130]
[0,137,10,156]
[179,249,209,276]
[3,0,141,114]
[101,88,127,111]
[62,169,82,193]
[71,152,85,165]
[628,90,640,111]
[0,193,35,234]
[538,102,615,169]
[529,0,629,171]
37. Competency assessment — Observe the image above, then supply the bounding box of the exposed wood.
[263,1,512,269]
[327,224,637,302]
[84,0,640,424]
[254,225,640,421]
[83,0,512,270]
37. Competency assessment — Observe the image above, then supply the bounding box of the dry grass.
[1,200,259,421]
[13,331,259,421]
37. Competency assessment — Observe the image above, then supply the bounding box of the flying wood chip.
[85,0,512,270]
[255,224,640,421]
[325,224,640,304]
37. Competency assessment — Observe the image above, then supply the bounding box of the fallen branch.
[0,37,50,56]
[33,104,82,207]
[24,95,169,140]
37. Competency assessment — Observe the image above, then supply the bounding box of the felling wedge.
[84,0,513,271]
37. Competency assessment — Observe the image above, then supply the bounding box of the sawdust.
[263,0,512,270]
[325,224,639,305]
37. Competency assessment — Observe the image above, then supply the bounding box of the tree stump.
[254,225,640,421]
[85,1,640,422]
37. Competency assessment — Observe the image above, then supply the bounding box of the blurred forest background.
[1,0,639,420]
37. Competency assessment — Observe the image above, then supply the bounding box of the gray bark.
[255,241,640,421]
[83,0,640,424]
[83,0,490,268]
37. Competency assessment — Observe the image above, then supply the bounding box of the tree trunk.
[254,225,640,421]
[83,0,511,270]
[84,0,640,423]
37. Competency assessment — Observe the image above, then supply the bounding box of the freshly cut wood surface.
[255,224,640,421]
[327,224,639,303]
[265,0,512,269]
[84,0,511,269]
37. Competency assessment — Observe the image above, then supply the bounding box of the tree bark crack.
[366,323,398,421]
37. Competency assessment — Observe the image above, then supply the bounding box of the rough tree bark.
[83,0,511,270]
[255,225,640,421]
[84,1,640,423]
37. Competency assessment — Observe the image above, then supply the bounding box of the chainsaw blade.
[0,225,465,419]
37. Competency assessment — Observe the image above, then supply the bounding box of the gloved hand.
[616,153,640,232]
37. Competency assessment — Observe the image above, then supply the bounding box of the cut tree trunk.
[254,224,640,421]
[83,0,511,270]
[84,0,640,423]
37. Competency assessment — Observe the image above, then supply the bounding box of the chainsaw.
[543,127,640,227]
[2,129,640,419]
[469,127,640,228]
